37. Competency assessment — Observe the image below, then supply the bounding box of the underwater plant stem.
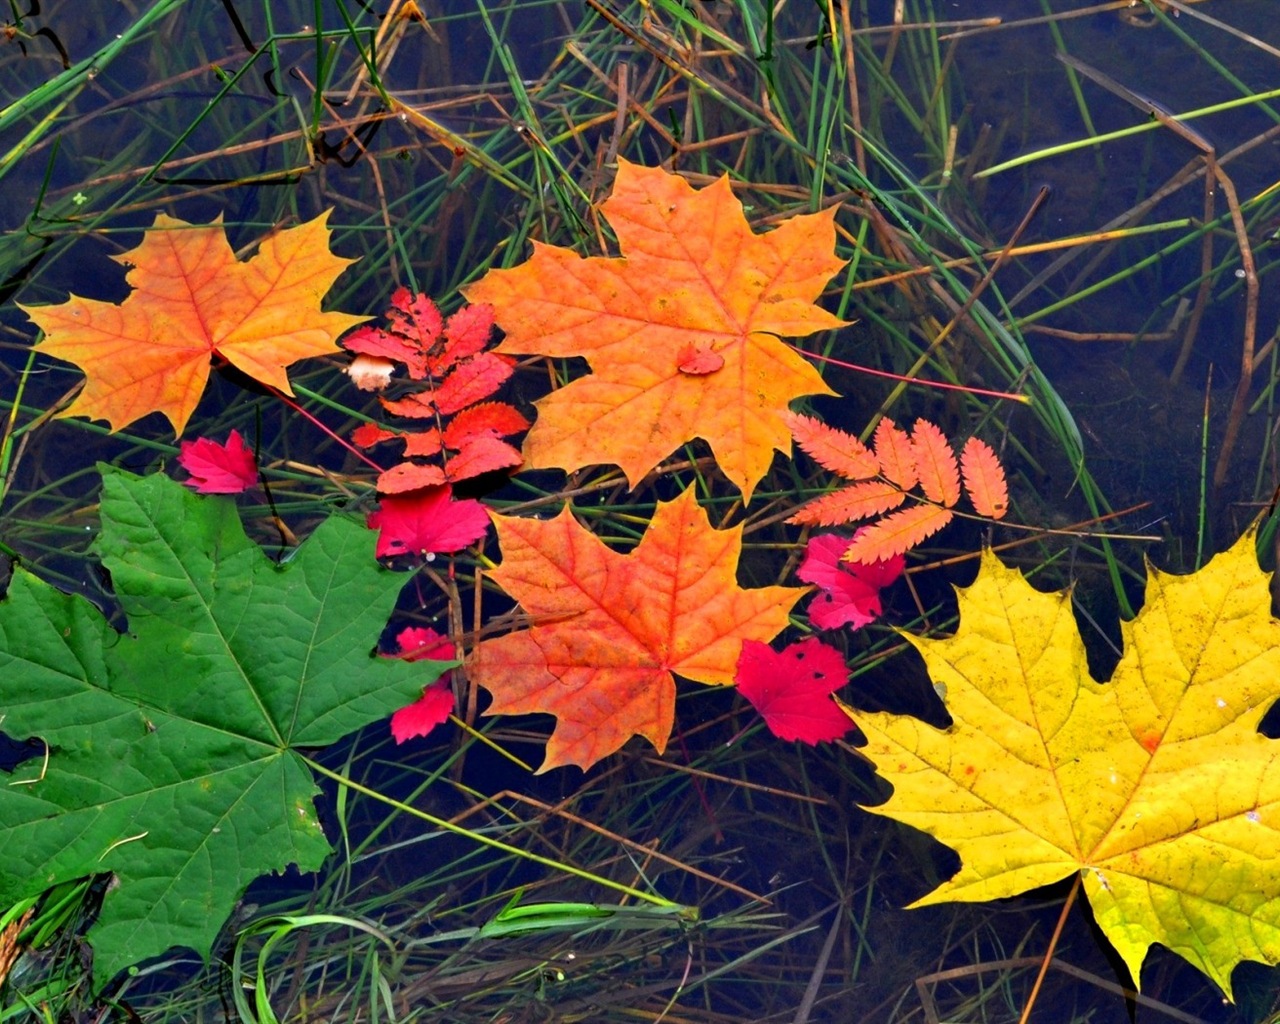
[302,757,688,911]
[1018,874,1080,1024]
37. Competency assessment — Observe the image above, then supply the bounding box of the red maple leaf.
[797,531,904,630]
[734,637,853,744]
[366,484,491,559]
[386,626,456,743]
[176,429,258,494]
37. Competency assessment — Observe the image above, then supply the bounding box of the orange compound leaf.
[787,481,906,528]
[462,159,847,502]
[443,402,530,449]
[20,211,365,436]
[376,462,447,494]
[872,418,917,491]
[911,420,961,508]
[444,435,523,482]
[961,437,1009,520]
[843,504,953,563]
[783,411,879,480]
[469,488,805,772]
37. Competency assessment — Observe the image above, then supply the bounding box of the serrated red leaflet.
[961,437,1009,519]
[784,411,878,480]
[443,402,530,448]
[434,302,496,373]
[787,480,906,527]
[844,503,952,562]
[352,422,401,448]
[366,483,491,558]
[379,391,438,419]
[402,429,444,458]
[911,419,960,508]
[434,352,515,415]
[445,435,523,482]
[873,418,917,490]
[376,462,447,493]
[735,637,853,745]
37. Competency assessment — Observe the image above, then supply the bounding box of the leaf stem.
[1018,874,1081,1024]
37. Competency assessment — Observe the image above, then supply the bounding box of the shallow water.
[2,2,1280,1022]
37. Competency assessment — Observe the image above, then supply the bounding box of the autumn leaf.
[469,488,805,771]
[848,530,1280,998]
[366,484,491,560]
[344,289,527,489]
[462,159,848,501]
[0,469,433,986]
[385,626,457,744]
[176,429,257,494]
[960,437,1009,519]
[797,531,904,630]
[787,412,1009,562]
[735,637,853,744]
[20,212,365,436]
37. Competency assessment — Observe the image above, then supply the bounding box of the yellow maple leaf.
[847,528,1280,998]
[20,211,366,436]
[462,159,847,501]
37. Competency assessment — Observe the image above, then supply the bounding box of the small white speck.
[1235,268,1247,279]
[1216,697,1227,708]
[1248,810,1261,823]
[1109,771,1118,785]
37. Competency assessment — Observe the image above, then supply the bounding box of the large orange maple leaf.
[462,160,847,501]
[20,211,366,436]
[469,488,805,772]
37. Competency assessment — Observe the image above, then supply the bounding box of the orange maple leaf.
[20,211,365,436]
[469,488,805,771]
[462,159,848,501]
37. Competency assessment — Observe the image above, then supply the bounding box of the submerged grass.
[3,1,1280,1021]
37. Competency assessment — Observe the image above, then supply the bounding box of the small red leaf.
[386,626,457,743]
[443,402,530,448]
[434,302,497,372]
[676,343,725,375]
[352,423,401,448]
[797,531,904,630]
[375,463,448,494]
[176,429,257,494]
[444,435,524,482]
[379,391,439,420]
[434,352,515,415]
[735,637,853,744]
[366,484,491,558]
[401,429,444,458]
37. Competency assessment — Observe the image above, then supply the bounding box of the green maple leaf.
[0,468,439,986]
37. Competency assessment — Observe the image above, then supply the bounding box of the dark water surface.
[3,2,1280,1022]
